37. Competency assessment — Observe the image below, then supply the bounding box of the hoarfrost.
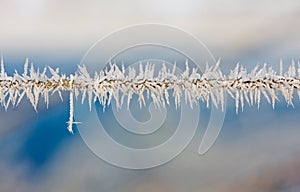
[1,58,300,132]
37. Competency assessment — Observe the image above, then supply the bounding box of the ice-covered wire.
[1,57,300,132]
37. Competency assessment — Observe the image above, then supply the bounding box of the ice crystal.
[1,57,300,132]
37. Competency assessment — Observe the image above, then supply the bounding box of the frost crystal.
[1,57,300,132]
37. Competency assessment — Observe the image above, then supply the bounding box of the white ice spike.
[1,59,300,133]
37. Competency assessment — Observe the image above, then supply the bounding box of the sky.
[0,0,300,191]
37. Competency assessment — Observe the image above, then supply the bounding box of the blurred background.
[1,0,300,191]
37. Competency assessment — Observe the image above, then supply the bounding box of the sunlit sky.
[1,0,300,57]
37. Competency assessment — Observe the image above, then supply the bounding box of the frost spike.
[24,58,29,77]
[67,91,74,133]
[0,58,300,132]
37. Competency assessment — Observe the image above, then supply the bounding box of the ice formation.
[1,57,300,133]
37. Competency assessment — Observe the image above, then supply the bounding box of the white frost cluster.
[1,57,300,133]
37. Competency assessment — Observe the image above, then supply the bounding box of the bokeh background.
[1,0,300,191]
